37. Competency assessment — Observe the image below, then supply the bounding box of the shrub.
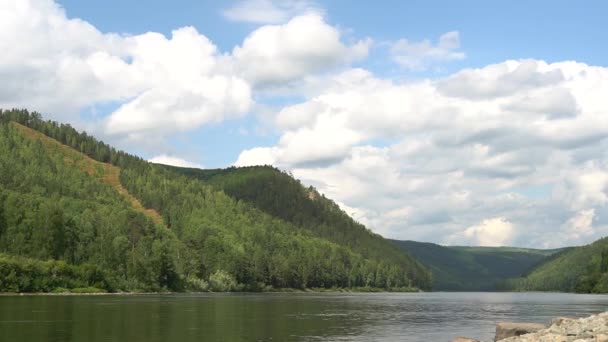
[209,270,238,292]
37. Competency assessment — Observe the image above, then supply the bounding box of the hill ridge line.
[10,121,165,226]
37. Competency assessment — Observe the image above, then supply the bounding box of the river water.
[1,292,607,341]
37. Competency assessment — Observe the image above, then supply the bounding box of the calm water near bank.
[1,292,607,342]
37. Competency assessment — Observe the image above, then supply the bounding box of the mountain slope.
[0,118,173,292]
[507,237,608,293]
[159,165,429,285]
[391,240,563,290]
[0,108,431,292]
[11,122,164,225]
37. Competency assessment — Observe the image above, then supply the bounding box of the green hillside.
[391,240,563,291]
[0,108,431,293]
[158,165,429,284]
[507,237,608,293]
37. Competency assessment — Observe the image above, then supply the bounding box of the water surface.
[1,292,607,341]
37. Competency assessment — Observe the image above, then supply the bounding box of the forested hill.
[391,240,563,291]
[158,165,428,282]
[506,237,608,293]
[0,108,431,293]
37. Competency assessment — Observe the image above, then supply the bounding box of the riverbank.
[501,312,608,341]
[0,286,422,296]
[454,311,608,341]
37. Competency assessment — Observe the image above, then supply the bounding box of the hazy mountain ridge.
[391,240,565,291]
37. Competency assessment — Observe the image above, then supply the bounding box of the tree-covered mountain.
[506,237,608,293]
[0,108,431,293]
[158,165,429,284]
[391,240,563,291]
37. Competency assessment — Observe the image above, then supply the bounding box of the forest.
[506,237,608,293]
[0,108,431,293]
[391,240,563,291]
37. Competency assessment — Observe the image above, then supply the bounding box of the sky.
[2,0,608,248]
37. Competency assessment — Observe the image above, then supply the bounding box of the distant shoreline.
[0,287,424,296]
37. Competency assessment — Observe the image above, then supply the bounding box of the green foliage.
[508,237,608,293]
[391,240,563,291]
[0,253,112,292]
[160,164,431,290]
[70,287,107,294]
[209,270,239,292]
[0,108,431,292]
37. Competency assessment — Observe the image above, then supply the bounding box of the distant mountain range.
[391,240,565,291]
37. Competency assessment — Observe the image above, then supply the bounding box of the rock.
[495,322,547,341]
[497,312,608,342]
[453,312,608,342]
[552,317,574,326]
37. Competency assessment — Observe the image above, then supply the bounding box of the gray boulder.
[495,322,547,341]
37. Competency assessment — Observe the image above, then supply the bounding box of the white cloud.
[565,209,595,240]
[390,31,465,70]
[0,0,128,118]
[149,154,203,169]
[235,60,608,247]
[6,0,608,249]
[222,0,320,24]
[555,162,608,210]
[232,14,371,87]
[0,0,253,142]
[437,59,565,99]
[449,217,516,247]
[541,209,598,248]
[1,1,369,146]
[234,146,280,166]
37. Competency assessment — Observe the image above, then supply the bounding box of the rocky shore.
[452,312,608,342]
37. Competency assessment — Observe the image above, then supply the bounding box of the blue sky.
[56,0,607,167]
[59,0,607,65]
[3,0,608,247]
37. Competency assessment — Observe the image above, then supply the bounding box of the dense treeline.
[0,121,181,291]
[0,108,431,292]
[391,240,561,291]
[507,237,608,293]
[0,253,111,293]
[120,165,427,290]
[161,165,430,286]
[0,109,145,170]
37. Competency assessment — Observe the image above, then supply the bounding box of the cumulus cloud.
[149,154,203,169]
[564,209,595,241]
[1,0,367,146]
[232,14,371,87]
[0,0,129,118]
[437,59,565,99]
[554,162,608,211]
[222,0,320,24]
[448,217,516,247]
[236,60,608,247]
[6,0,608,248]
[0,0,253,142]
[390,31,465,70]
[502,87,579,119]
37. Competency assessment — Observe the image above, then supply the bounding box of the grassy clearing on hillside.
[11,122,164,226]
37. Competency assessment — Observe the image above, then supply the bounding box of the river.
[1,292,607,341]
